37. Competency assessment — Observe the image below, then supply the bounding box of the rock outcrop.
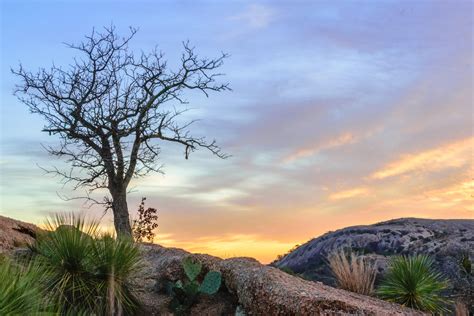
[219,256,424,315]
[0,215,40,254]
[133,244,238,315]
[136,244,424,315]
[273,218,474,311]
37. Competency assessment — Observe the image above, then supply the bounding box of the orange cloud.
[284,132,355,163]
[371,137,473,179]
[328,187,370,200]
[421,179,474,212]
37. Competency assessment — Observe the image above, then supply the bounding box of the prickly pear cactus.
[183,256,202,281]
[169,256,223,314]
[199,271,222,295]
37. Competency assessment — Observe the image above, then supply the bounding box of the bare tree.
[13,26,230,236]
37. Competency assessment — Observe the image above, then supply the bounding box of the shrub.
[328,250,377,295]
[279,266,297,276]
[168,256,222,315]
[377,255,450,313]
[459,252,471,274]
[132,197,158,242]
[32,214,142,315]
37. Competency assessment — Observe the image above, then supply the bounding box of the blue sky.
[1,0,472,262]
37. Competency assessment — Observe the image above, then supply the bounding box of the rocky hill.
[273,218,473,309]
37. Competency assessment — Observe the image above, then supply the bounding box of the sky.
[0,0,473,263]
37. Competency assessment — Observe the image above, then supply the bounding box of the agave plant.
[377,254,450,313]
[31,214,142,315]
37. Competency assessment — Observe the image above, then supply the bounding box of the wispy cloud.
[230,4,276,29]
[371,138,473,180]
[283,132,356,163]
[421,178,474,212]
[328,187,370,200]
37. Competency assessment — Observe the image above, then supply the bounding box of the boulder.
[220,257,424,315]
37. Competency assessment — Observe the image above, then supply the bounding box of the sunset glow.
[1,1,472,263]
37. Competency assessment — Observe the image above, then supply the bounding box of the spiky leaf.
[377,255,450,313]
[199,271,222,295]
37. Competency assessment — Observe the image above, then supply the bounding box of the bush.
[328,250,377,295]
[32,214,142,315]
[377,255,450,313]
[132,197,158,242]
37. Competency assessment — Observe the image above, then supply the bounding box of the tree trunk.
[110,189,132,237]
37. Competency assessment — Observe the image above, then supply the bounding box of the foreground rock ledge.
[137,244,425,315]
[220,258,425,315]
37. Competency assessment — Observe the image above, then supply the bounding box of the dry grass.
[328,250,377,295]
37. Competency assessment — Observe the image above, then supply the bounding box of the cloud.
[420,178,474,212]
[283,132,356,163]
[328,187,370,200]
[230,4,275,29]
[371,138,473,180]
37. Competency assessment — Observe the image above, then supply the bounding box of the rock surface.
[133,244,238,316]
[136,244,424,315]
[219,257,424,315]
[273,218,473,311]
[0,215,40,254]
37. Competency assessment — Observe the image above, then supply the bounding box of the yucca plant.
[31,214,142,315]
[377,255,450,313]
[90,233,142,315]
[328,250,377,295]
[0,259,45,315]
[32,214,99,313]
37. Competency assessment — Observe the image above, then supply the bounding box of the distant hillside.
[273,218,473,308]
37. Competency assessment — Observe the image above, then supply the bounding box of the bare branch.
[12,26,230,234]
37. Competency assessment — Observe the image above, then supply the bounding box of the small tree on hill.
[132,197,158,242]
[13,26,230,236]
